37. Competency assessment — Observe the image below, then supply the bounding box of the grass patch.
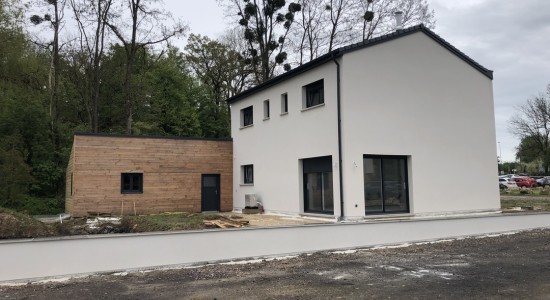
[501,199,550,211]
[121,213,211,233]
[500,187,550,196]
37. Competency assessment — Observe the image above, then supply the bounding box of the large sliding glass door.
[364,155,409,214]
[303,156,334,214]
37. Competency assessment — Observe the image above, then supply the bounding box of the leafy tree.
[105,0,187,134]
[224,0,302,83]
[146,48,202,137]
[185,34,252,103]
[510,83,550,174]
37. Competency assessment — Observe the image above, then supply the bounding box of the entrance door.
[201,174,220,211]
[364,155,409,214]
[303,156,334,214]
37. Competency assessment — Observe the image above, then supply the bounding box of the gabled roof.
[227,24,493,104]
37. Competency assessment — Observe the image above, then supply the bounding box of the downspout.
[332,54,345,221]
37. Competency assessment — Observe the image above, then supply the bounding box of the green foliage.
[0,2,235,215]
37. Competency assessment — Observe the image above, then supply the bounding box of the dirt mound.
[0,209,54,239]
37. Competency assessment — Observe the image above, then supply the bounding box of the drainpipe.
[332,54,345,221]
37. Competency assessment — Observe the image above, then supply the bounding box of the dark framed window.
[305,79,324,108]
[121,173,143,194]
[243,165,254,184]
[281,93,288,113]
[263,100,270,119]
[241,106,253,127]
[364,155,409,214]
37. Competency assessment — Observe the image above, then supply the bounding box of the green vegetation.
[0,1,240,214]
[121,213,213,232]
[501,199,550,211]
[500,187,550,196]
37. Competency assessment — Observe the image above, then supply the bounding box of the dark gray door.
[201,174,220,211]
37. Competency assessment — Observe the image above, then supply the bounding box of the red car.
[512,176,536,188]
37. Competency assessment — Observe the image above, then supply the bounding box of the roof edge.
[74,132,233,142]
[226,24,493,104]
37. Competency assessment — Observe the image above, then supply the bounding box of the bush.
[520,189,529,195]
[18,197,64,215]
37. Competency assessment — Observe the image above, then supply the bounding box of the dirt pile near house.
[0,208,54,239]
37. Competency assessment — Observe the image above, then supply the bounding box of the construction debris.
[203,216,249,229]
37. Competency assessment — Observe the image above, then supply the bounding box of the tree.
[288,0,435,65]
[30,0,66,135]
[223,0,302,83]
[106,0,187,134]
[185,34,252,103]
[510,83,550,174]
[68,0,113,133]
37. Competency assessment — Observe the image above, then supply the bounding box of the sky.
[167,0,550,162]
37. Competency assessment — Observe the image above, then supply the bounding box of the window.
[364,155,409,214]
[121,173,143,194]
[263,100,270,119]
[70,173,73,195]
[243,165,254,184]
[281,93,288,114]
[241,106,253,127]
[304,79,324,108]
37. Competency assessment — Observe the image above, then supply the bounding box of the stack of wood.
[203,216,250,228]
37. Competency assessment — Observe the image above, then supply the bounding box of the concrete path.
[1,213,549,282]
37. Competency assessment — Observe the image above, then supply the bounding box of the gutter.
[332,54,345,221]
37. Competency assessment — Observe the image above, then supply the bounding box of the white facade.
[229,26,500,219]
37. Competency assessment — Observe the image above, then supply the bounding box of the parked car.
[499,178,518,189]
[536,177,550,187]
[511,176,536,188]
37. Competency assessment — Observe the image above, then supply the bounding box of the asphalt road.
[2,228,550,299]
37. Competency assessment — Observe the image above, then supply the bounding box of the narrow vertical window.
[263,100,270,119]
[281,93,288,114]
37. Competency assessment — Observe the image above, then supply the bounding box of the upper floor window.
[121,173,143,194]
[281,93,288,114]
[241,106,253,127]
[304,79,324,108]
[263,100,270,119]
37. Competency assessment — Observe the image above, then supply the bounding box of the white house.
[228,25,499,220]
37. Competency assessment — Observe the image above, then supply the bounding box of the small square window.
[281,93,288,114]
[243,165,254,184]
[304,79,324,108]
[121,173,143,194]
[263,100,270,119]
[241,106,253,127]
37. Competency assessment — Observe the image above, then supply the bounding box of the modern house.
[65,133,233,217]
[228,25,499,220]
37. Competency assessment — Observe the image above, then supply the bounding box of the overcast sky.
[167,0,550,162]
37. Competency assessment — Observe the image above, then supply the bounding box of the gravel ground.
[2,228,550,299]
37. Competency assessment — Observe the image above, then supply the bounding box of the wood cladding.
[66,134,233,217]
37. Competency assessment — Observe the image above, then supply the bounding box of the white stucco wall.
[340,32,499,218]
[230,63,341,216]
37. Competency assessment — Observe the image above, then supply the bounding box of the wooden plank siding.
[66,134,233,217]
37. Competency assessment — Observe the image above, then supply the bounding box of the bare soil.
[2,228,550,299]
